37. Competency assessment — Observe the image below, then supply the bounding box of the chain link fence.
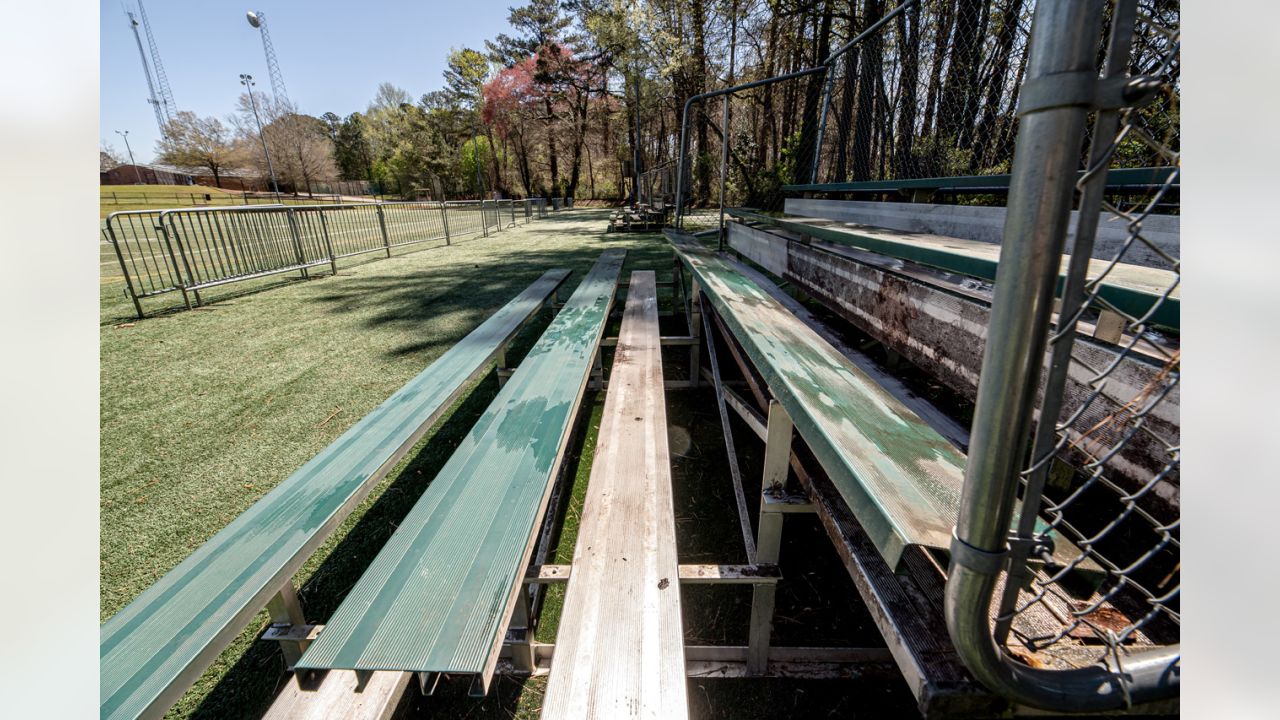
[947,0,1178,710]
[995,0,1179,676]
[675,0,1177,236]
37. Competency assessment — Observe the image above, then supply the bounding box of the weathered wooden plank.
[99,269,571,720]
[542,271,688,720]
[295,250,626,683]
[730,209,1179,329]
[262,670,411,720]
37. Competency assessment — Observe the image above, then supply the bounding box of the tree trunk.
[796,1,834,183]
[894,0,921,178]
[921,0,957,142]
[970,0,1024,172]
[936,0,986,147]
[544,96,560,198]
[833,3,861,181]
[692,0,710,202]
[850,0,884,181]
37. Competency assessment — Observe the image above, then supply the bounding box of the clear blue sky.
[101,1,520,163]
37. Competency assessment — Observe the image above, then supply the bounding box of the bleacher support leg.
[747,400,792,675]
[689,280,702,387]
[507,588,535,673]
[590,348,604,391]
[496,347,511,388]
[266,581,310,667]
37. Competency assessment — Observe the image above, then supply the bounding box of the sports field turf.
[101,208,917,718]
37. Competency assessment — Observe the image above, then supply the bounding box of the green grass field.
[101,208,917,718]
[101,184,359,218]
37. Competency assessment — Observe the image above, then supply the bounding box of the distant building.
[101,163,269,191]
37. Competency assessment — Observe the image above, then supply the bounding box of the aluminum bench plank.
[728,208,1179,329]
[781,166,1178,194]
[99,268,570,720]
[670,234,965,568]
[295,249,627,678]
[542,271,688,720]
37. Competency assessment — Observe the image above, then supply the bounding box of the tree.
[155,111,239,187]
[231,95,337,196]
[100,142,122,171]
[446,48,506,194]
[323,111,375,184]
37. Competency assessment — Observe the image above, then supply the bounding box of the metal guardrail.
[105,198,550,318]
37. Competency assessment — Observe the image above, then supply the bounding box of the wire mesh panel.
[105,210,184,300]
[443,201,486,238]
[815,0,1031,184]
[381,202,450,248]
[995,0,1179,672]
[943,0,1179,710]
[294,205,385,259]
[161,207,330,290]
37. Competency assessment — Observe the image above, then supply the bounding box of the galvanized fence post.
[284,207,309,279]
[159,211,198,309]
[944,0,1179,710]
[317,209,338,275]
[376,202,392,256]
[105,222,146,319]
[439,202,452,245]
[718,93,730,250]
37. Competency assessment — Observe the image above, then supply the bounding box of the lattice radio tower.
[124,2,176,138]
[246,11,290,107]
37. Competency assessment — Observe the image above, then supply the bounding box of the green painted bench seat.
[781,166,1178,194]
[727,208,1179,329]
[100,269,570,720]
[671,233,966,568]
[295,249,627,682]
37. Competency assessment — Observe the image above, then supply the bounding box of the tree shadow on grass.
[306,242,675,359]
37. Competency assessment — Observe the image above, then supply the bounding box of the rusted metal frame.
[790,438,1001,717]
[776,233,1178,507]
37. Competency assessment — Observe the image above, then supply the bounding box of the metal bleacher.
[99,269,570,720]
[294,250,626,692]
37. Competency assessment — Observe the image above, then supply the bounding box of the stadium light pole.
[115,130,144,184]
[239,73,281,199]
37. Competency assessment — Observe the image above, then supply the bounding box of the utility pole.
[240,74,281,199]
[115,130,144,184]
